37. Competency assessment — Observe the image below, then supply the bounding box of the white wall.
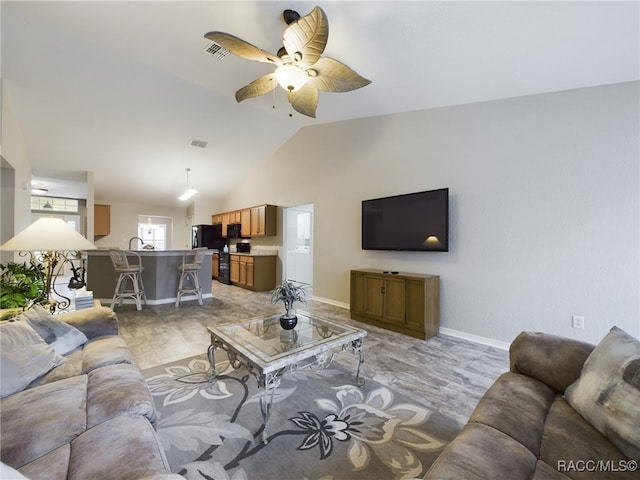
[224,82,639,345]
[93,200,189,251]
[1,86,32,244]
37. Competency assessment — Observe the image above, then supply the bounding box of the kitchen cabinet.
[350,269,439,340]
[230,255,240,283]
[94,204,111,236]
[250,204,277,237]
[212,204,277,238]
[221,213,230,238]
[240,209,251,237]
[230,254,276,292]
[212,253,219,279]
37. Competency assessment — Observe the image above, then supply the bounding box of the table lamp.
[1,217,97,312]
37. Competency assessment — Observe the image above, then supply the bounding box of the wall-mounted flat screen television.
[362,188,449,252]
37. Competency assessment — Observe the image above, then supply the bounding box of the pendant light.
[178,168,198,201]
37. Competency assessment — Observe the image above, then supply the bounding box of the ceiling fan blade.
[287,84,319,118]
[307,57,371,93]
[282,6,328,68]
[204,31,281,65]
[235,74,277,103]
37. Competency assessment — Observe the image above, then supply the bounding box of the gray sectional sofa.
[0,306,183,480]
[425,327,640,479]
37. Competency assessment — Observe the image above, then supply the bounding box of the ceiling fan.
[204,5,371,118]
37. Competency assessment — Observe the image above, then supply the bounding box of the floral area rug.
[143,354,460,480]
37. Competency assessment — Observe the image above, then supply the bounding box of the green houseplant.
[271,279,306,329]
[0,261,46,310]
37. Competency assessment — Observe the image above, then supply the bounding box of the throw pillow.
[565,326,640,461]
[20,305,88,355]
[0,320,66,398]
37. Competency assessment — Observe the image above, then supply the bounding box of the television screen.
[362,188,449,251]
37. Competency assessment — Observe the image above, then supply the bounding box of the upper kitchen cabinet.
[240,209,251,237]
[94,204,111,236]
[250,205,277,237]
[212,204,277,238]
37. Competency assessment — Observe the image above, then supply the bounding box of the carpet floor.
[143,354,460,480]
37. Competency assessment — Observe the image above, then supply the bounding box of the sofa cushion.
[0,375,87,469]
[27,335,135,389]
[26,348,84,389]
[539,396,632,479]
[510,331,595,394]
[82,335,134,373]
[425,422,538,480]
[20,305,88,355]
[17,444,71,480]
[68,416,172,480]
[87,363,157,428]
[564,326,640,461]
[0,320,66,398]
[468,372,556,456]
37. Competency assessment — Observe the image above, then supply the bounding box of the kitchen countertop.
[89,249,213,256]
[214,250,278,257]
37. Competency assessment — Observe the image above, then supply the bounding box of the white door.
[284,204,313,295]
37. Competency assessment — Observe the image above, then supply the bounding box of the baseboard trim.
[96,293,213,307]
[326,301,510,350]
[439,327,510,351]
[311,296,349,310]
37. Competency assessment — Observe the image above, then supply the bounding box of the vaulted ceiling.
[3,1,638,207]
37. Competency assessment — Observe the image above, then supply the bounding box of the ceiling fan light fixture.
[204,6,371,118]
[275,64,308,92]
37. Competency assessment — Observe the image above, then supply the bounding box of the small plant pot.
[279,315,298,330]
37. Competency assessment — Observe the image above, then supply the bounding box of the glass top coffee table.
[207,311,367,443]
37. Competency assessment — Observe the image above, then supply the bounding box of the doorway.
[138,215,172,250]
[284,204,313,296]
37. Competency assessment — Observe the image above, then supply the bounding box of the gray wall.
[223,82,640,345]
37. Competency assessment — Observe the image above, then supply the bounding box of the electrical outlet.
[572,315,585,330]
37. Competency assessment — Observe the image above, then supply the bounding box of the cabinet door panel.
[405,279,425,329]
[363,275,384,317]
[212,254,219,279]
[246,260,254,288]
[383,277,406,324]
[94,204,110,236]
[230,256,239,283]
[241,209,251,237]
[350,272,366,314]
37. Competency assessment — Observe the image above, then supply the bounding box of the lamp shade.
[1,218,96,251]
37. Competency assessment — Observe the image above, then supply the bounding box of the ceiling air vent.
[190,139,208,149]
[203,42,230,60]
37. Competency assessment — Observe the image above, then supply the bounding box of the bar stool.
[109,250,146,311]
[175,248,208,307]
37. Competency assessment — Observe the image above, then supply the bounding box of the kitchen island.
[86,249,213,306]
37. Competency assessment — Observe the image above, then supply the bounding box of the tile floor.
[115,282,510,427]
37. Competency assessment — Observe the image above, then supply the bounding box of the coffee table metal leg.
[354,338,365,386]
[207,343,217,381]
[257,371,280,444]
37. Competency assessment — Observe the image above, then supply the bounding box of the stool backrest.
[109,250,141,269]
[183,248,208,269]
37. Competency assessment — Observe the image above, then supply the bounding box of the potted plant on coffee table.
[271,279,306,330]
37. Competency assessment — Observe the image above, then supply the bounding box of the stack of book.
[75,293,94,310]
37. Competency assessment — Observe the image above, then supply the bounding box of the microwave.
[226,224,241,238]
[236,242,251,253]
